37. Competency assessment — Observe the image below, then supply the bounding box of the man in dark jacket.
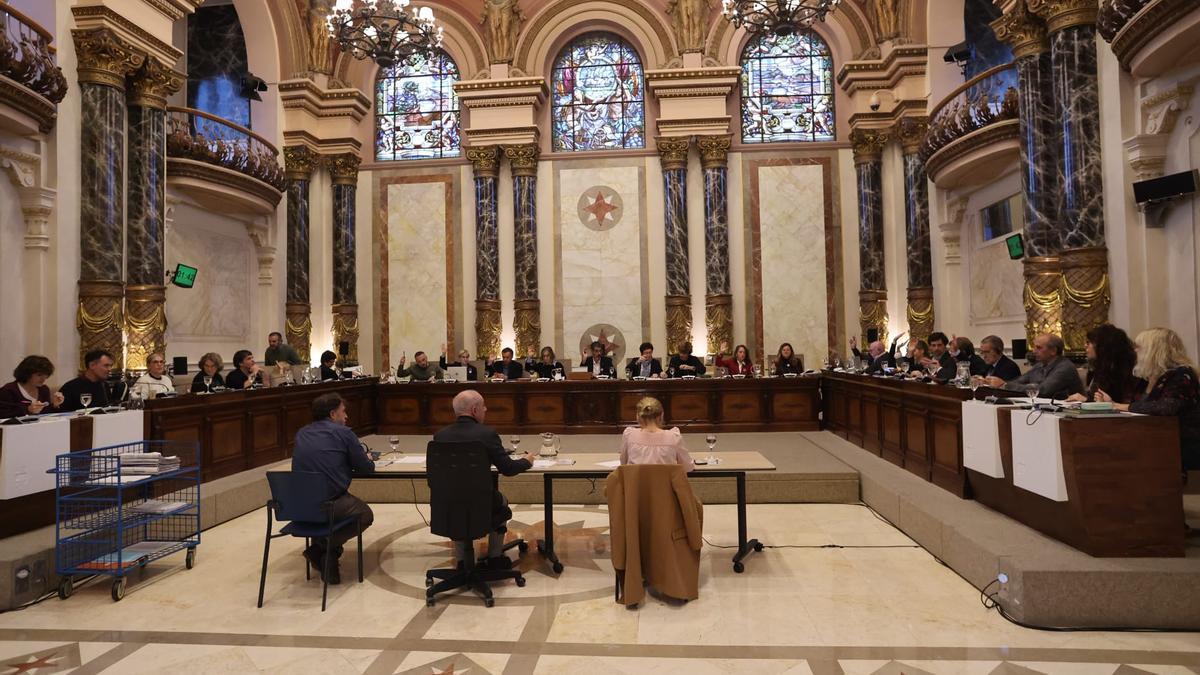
[292,392,375,584]
[979,335,1021,381]
[580,341,617,378]
[432,390,537,569]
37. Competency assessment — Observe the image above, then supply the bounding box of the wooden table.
[361,450,778,574]
[821,372,971,496]
[376,376,821,435]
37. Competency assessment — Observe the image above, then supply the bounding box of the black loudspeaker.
[866,328,879,343]
[172,356,188,375]
[1133,169,1198,205]
[338,342,349,357]
[1012,338,1028,360]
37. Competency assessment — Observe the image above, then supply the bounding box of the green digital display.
[1005,233,1025,261]
[172,263,198,288]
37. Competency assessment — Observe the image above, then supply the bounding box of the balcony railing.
[166,106,286,191]
[920,63,1019,163]
[1100,0,1198,74]
[1099,0,1151,43]
[0,2,67,104]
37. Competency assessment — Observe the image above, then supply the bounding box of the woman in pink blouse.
[619,397,695,473]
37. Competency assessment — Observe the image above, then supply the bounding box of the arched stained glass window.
[551,33,645,152]
[375,51,460,161]
[741,31,836,144]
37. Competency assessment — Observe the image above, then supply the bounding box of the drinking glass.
[203,375,213,392]
[388,435,401,455]
[898,360,910,375]
[1024,384,1040,403]
[79,393,92,409]
[970,376,983,396]
[510,435,521,454]
[753,364,763,378]
[705,433,717,465]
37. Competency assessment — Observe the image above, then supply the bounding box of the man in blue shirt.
[292,392,375,584]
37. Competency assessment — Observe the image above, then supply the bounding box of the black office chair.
[424,441,526,607]
[257,471,364,612]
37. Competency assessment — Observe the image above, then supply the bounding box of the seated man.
[132,353,175,399]
[225,350,264,390]
[432,390,537,569]
[849,337,895,374]
[667,342,706,377]
[626,342,664,379]
[397,351,443,381]
[59,349,114,411]
[923,332,957,382]
[487,348,525,381]
[984,333,1084,400]
[291,392,375,584]
[439,344,478,381]
[905,340,932,378]
[580,341,617,378]
[264,331,302,367]
[978,335,1021,381]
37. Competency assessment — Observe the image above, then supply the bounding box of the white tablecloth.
[1010,410,1068,501]
[91,410,143,450]
[962,401,1010,478]
[0,417,71,499]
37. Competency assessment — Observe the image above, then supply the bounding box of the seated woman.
[190,352,225,393]
[906,340,932,378]
[619,397,695,473]
[1067,324,1140,403]
[528,346,565,379]
[1098,327,1200,471]
[775,343,804,375]
[439,344,478,381]
[667,342,706,378]
[319,350,340,381]
[133,353,175,399]
[715,342,754,376]
[0,355,64,417]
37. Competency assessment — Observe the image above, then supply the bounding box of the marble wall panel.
[969,234,1026,322]
[1016,52,1061,257]
[558,166,644,358]
[386,181,450,365]
[513,176,538,300]
[475,175,499,300]
[756,164,828,369]
[704,167,730,296]
[903,152,932,288]
[165,223,251,340]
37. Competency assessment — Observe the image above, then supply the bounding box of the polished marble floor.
[0,502,1197,674]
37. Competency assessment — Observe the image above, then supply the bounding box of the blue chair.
[257,471,364,611]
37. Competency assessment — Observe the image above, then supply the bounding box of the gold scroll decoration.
[657,136,690,171]
[283,145,320,180]
[905,286,935,343]
[990,0,1050,58]
[466,145,501,179]
[858,289,888,347]
[475,298,502,360]
[285,301,313,364]
[665,294,693,355]
[124,284,167,370]
[77,280,125,371]
[331,303,360,364]
[1059,246,1110,356]
[705,293,732,356]
[71,27,144,90]
[127,57,184,110]
[514,298,541,358]
[1022,256,1063,346]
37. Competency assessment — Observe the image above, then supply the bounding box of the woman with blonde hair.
[619,397,695,472]
[1098,327,1200,470]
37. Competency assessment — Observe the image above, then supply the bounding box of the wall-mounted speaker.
[338,342,349,357]
[172,356,188,375]
[1012,338,1028,360]
[1133,169,1198,205]
[866,328,879,343]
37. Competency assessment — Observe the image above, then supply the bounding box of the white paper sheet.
[0,417,72,499]
[1010,411,1068,501]
[393,456,427,464]
[595,460,621,469]
[532,459,557,468]
[962,401,1006,478]
[91,410,144,449]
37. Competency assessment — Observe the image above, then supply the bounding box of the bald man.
[431,390,537,569]
[984,333,1083,400]
[849,336,895,374]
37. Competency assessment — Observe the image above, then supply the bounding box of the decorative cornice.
[128,58,184,109]
[894,116,929,153]
[991,0,1050,58]
[165,157,284,208]
[696,135,731,169]
[326,152,361,184]
[283,145,320,179]
[0,145,38,189]
[645,67,743,80]
[1142,82,1195,135]
[143,0,205,22]
[70,6,181,69]
[277,79,371,122]
[70,27,144,90]
[835,46,928,93]
[0,75,58,133]
[459,95,545,109]
[1027,0,1099,32]
[504,143,540,177]
[454,77,547,93]
[466,145,501,178]
[849,128,889,163]
[656,136,690,170]
[1108,0,1199,72]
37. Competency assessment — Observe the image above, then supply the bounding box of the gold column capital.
[466,145,501,178]
[656,136,691,171]
[326,152,361,185]
[1027,0,1098,33]
[893,116,929,154]
[127,57,184,109]
[697,135,732,170]
[850,128,889,164]
[858,290,889,347]
[283,145,320,180]
[504,143,540,178]
[991,0,1050,57]
[72,27,145,90]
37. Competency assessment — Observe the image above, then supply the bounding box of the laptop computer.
[445,366,468,381]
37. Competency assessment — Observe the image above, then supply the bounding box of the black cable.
[408,479,429,527]
[0,574,99,615]
[701,536,919,550]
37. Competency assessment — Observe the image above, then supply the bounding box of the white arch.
[514,0,676,74]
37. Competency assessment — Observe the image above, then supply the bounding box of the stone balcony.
[0,2,67,137]
[1100,0,1200,78]
[165,106,285,216]
[921,63,1020,190]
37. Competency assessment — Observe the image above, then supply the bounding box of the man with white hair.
[849,337,895,374]
[431,390,538,569]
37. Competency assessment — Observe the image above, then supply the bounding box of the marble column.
[504,144,540,357]
[658,136,691,355]
[992,1,1065,345]
[467,145,502,359]
[850,128,888,347]
[698,135,732,356]
[328,153,361,364]
[72,28,144,371]
[1030,0,1109,353]
[284,145,319,365]
[125,58,182,371]
[896,118,934,343]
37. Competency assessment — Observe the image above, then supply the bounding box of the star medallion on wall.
[576,185,623,231]
[578,324,627,364]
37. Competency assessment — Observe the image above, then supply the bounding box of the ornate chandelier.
[327,0,444,69]
[721,0,843,36]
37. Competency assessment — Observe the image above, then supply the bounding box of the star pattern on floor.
[396,653,491,675]
[427,517,610,577]
[1,644,79,675]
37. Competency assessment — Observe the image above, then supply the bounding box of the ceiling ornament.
[720,0,843,37]
[327,0,443,69]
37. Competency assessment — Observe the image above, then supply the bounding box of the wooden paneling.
[862,392,882,455]
[880,399,904,466]
[772,390,815,422]
[668,393,709,424]
[720,391,762,422]
[525,394,566,425]
[381,396,420,425]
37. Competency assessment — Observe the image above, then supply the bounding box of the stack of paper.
[119,452,181,475]
[129,500,190,515]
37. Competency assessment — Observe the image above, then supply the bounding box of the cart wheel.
[733,562,745,574]
[111,578,126,602]
[754,542,764,552]
[551,562,564,574]
[185,548,196,569]
[518,541,529,553]
[57,578,73,600]
[484,597,495,608]
[515,575,526,588]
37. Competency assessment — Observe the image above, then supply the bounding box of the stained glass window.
[375,51,460,161]
[741,31,836,144]
[551,33,645,152]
